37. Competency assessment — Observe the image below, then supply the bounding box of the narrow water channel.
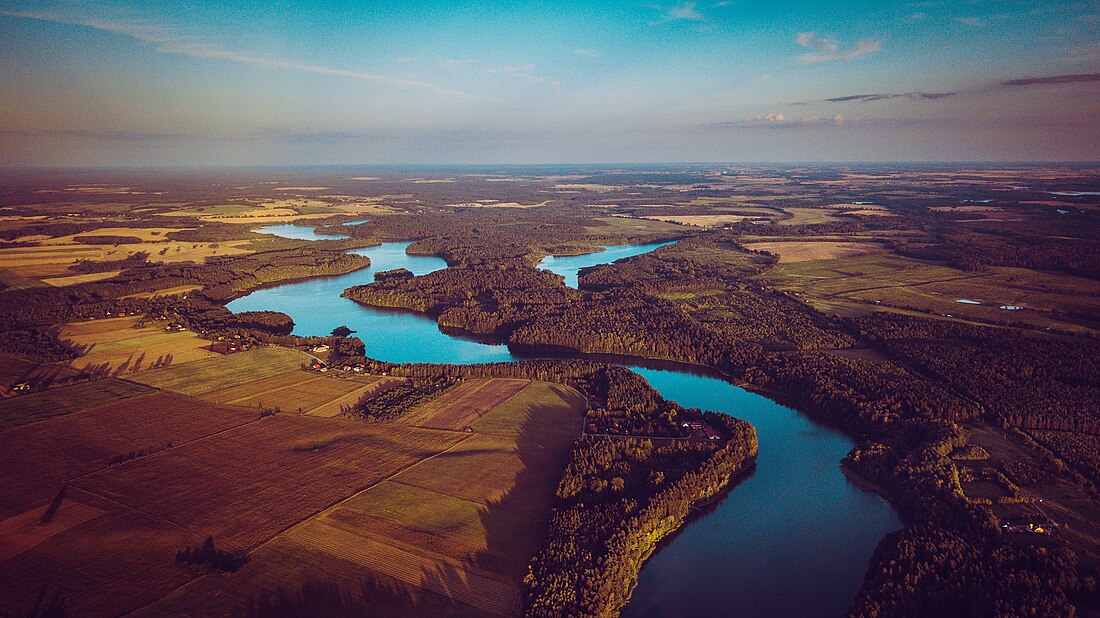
[228,227,901,616]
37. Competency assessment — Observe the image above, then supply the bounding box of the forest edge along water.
[227,225,901,616]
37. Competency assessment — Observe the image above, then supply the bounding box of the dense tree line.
[232,311,295,336]
[852,313,1100,456]
[892,231,1100,279]
[69,251,151,273]
[342,375,458,422]
[0,328,80,362]
[175,536,247,572]
[72,235,145,245]
[525,415,757,617]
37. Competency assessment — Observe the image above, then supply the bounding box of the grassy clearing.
[742,240,885,263]
[589,216,685,236]
[768,252,1100,333]
[778,207,846,225]
[0,378,154,431]
[40,270,123,286]
[120,284,203,299]
[309,377,399,418]
[469,380,586,438]
[645,214,772,227]
[130,347,312,395]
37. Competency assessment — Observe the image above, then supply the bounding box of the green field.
[129,347,313,395]
[767,252,1100,334]
[468,380,585,438]
[0,378,155,431]
[588,216,686,236]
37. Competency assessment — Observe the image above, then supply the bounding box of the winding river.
[228,227,900,617]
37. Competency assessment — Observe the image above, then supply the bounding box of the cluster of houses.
[681,420,723,441]
[1001,520,1058,535]
[306,357,368,374]
[209,335,247,355]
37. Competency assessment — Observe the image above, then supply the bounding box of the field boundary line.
[121,431,479,616]
[247,431,478,555]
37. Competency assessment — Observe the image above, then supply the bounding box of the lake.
[538,241,676,288]
[228,230,901,616]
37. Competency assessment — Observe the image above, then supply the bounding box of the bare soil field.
[0,378,154,430]
[0,392,256,517]
[0,502,203,617]
[74,416,465,550]
[399,378,531,430]
[0,500,105,562]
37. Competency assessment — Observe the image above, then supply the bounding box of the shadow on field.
[416,385,584,615]
[238,575,486,618]
[238,383,584,616]
[73,352,175,378]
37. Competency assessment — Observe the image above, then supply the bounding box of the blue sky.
[0,0,1098,165]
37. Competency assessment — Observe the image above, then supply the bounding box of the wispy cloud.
[956,16,982,27]
[795,32,883,64]
[712,112,849,129]
[824,91,958,102]
[437,58,473,70]
[4,10,481,99]
[573,48,601,58]
[649,2,709,24]
[667,3,705,21]
[1003,73,1100,87]
[488,64,562,90]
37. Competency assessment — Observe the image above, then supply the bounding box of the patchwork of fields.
[59,316,217,375]
[0,345,587,617]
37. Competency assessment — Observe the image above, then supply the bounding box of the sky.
[0,0,1098,166]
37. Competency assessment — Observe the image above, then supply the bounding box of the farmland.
[399,378,531,430]
[765,252,1100,334]
[742,240,885,263]
[59,316,217,374]
[130,346,313,395]
[75,417,467,550]
[0,378,154,430]
[0,237,253,280]
[133,379,585,616]
[198,369,385,415]
[0,392,257,517]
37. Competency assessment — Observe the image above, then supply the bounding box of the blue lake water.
[538,241,676,288]
[623,367,899,618]
[252,223,351,241]
[228,230,901,616]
